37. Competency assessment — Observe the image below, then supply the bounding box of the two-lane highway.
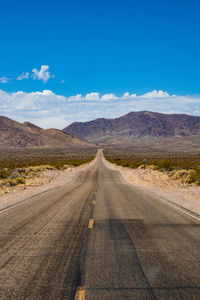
[0,150,199,299]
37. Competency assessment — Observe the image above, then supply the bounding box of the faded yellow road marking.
[88,219,94,229]
[92,200,96,205]
[75,287,85,300]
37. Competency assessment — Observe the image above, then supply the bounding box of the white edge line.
[125,180,200,222]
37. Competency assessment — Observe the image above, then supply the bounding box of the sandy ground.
[0,157,97,211]
[103,157,200,215]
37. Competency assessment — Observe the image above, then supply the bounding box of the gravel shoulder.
[103,157,200,215]
[0,158,97,211]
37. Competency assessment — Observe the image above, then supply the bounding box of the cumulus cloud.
[17,72,30,80]
[122,92,137,99]
[0,89,199,129]
[0,76,10,83]
[141,89,170,98]
[101,93,118,100]
[85,92,100,100]
[67,94,83,101]
[32,65,52,83]
[64,90,168,101]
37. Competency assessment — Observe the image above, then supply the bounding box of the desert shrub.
[172,169,191,180]
[45,165,54,170]
[138,164,145,169]
[172,169,194,183]
[50,162,63,169]
[5,179,17,186]
[15,177,26,185]
[147,164,158,170]
[3,177,26,186]
[121,161,130,167]
[154,160,173,171]
[188,168,200,185]
[106,157,141,169]
[25,164,55,175]
[138,164,157,170]
[0,168,11,178]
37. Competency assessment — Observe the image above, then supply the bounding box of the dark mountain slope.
[63,111,200,144]
[0,116,93,148]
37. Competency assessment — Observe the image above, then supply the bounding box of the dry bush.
[0,168,11,178]
[172,170,196,183]
[138,164,157,170]
[25,165,54,175]
[15,177,26,185]
[4,179,17,186]
[3,177,26,186]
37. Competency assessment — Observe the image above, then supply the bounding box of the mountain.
[63,111,200,144]
[0,116,93,148]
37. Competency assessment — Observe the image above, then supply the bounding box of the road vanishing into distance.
[0,150,200,300]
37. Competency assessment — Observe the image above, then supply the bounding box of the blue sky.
[0,0,200,128]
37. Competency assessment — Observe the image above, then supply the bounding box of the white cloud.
[85,92,100,100]
[32,65,52,83]
[0,89,66,111]
[67,94,83,101]
[101,93,118,100]
[141,89,170,98]
[0,89,199,129]
[17,72,30,80]
[0,76,10,83]
[122,92,137,99]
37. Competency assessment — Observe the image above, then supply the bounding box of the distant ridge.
[0,116,94,148]
[63,111,200,144]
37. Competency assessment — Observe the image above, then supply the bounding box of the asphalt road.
[0,150,200,300]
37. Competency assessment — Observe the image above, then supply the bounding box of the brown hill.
[63,111,200,144]
[0,116,93,148]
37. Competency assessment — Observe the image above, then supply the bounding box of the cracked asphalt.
[0,150,199,299]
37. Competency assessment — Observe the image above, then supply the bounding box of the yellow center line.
[92,200,96,205]
[88,219,94,229]
[75,287,85,300]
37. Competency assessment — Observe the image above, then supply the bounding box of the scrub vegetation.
[104,147,200,186]
[0,148,96,189]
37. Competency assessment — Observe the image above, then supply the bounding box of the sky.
[0,0,200,128]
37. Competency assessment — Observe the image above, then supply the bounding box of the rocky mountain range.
[63,111,200,144]
[1,112,200,148]
[0,116,93,148]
